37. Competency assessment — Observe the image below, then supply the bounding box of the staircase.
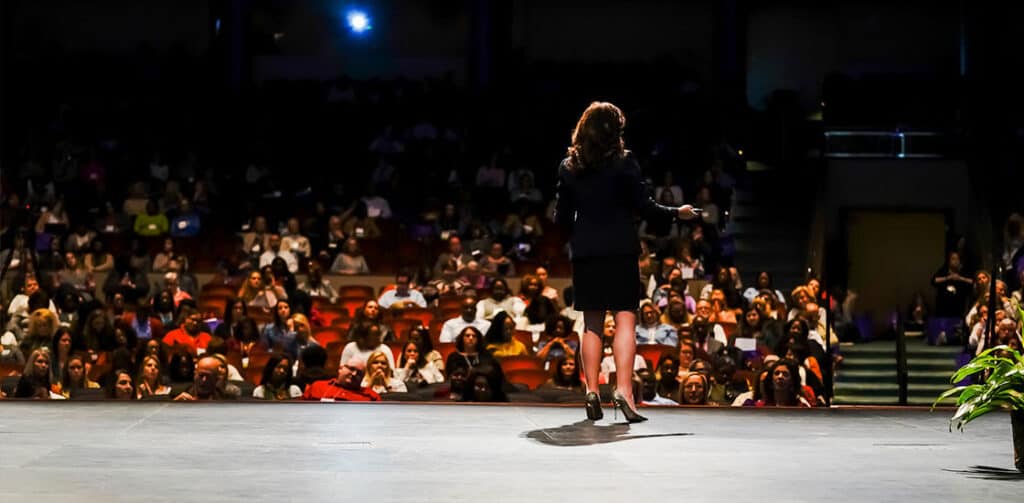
[833,336,962,406]
[725,168,811,290]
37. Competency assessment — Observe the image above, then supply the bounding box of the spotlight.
[345,9,372,34]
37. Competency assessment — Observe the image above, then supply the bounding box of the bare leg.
[580,310,605,395]
[613,310,638,408]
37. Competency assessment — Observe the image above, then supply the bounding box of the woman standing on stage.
[555,101,698,422]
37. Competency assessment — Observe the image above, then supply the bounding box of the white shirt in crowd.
[600,354,647,383]
[394,362,445,385]
[378,289,427,309]
[559,306,586,336]
[7,294,58,316]
[259,249,299,273]
[363,377,407,394]
[439,316,492,344]
[340,342,396,369]
[476,296,525,321]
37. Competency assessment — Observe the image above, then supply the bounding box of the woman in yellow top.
[484,311,528,358]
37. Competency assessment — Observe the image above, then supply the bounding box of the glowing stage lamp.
[345,9,372,34]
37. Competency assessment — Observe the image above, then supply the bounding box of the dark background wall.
[518,0,713,68]
[11,0,210,54]
[747,0,961,110]
[825,159,970,238]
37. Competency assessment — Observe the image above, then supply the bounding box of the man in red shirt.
[161,307,211,355]
[302,356,381,402]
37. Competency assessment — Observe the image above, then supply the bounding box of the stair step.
[909,370,956,378]
[842,341,961,353]
[838,370,898,379]
[834,382,952,392]
[837,369,954,381]
[728,169,811,312]
[839,348,897,356]
[832,395,957,406]
[839,356,959,365]
[833,395,899,405]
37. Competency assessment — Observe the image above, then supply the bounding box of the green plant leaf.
[932,386,968,410]
[939,342,1024,431]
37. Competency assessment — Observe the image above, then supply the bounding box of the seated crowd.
[926,247,1024,355]
[0,231,835,407]
[0,72,831,406]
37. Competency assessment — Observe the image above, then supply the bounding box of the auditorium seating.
[313,328,346,347]
[637,344,676,368]
[498,355,545,373]
[504,368,551,390]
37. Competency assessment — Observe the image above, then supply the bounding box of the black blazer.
[554,152,677,259]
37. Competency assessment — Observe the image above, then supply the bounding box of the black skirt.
[571,254,642,311]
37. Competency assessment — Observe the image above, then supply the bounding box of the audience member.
[758,359,811,407]
[636,300,679,346]
[161,308,212,356]
[348,299,394,343]
[174,355,229,401]
[136,354,172,399]
[330,238,370,275]
[363,350,407,394]
[484,311,529,358]
[108,369,137,400]
[299,261,338,302]
[341,323,394,369]
[461,362,509,402]
[259,234,299,274]
[395,339,445,387]
[378,272,427,309]
[931,251,973,318]
[253,354,303,400]
[534,315,577,363]
[678,371,709,405]
[541,355,583,392]
[15,348,59,399]
[476,278,525,320]
[446,326,493,370]
[439,296,491,343]
[294,345,333,392]
[58,353,101,398]
[280,218,312,259]
[302,356,381,401]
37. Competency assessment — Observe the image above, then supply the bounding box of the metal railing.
[824,130,950,159]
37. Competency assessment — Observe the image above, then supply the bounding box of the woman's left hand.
[678,205,700,220]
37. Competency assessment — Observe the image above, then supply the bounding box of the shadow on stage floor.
[523,419,693,447]
[943,466,1024,481]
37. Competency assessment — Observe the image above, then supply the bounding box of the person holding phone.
[554,101,699,423]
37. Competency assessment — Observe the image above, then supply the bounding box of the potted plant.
[934,323,1024,472]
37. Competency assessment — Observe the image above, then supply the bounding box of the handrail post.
[896,312,908,406]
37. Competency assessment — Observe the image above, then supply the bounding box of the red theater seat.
[498,355,545,373]
[637,344,676,368]
[505,368,552,391]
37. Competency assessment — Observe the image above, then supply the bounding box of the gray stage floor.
[0,403,1021,502]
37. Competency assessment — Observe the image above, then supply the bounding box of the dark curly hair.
[762,358,804,406]
[565,101,626,172]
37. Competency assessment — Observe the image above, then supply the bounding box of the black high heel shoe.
[585,391,604,421]
[612,390,648,423]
